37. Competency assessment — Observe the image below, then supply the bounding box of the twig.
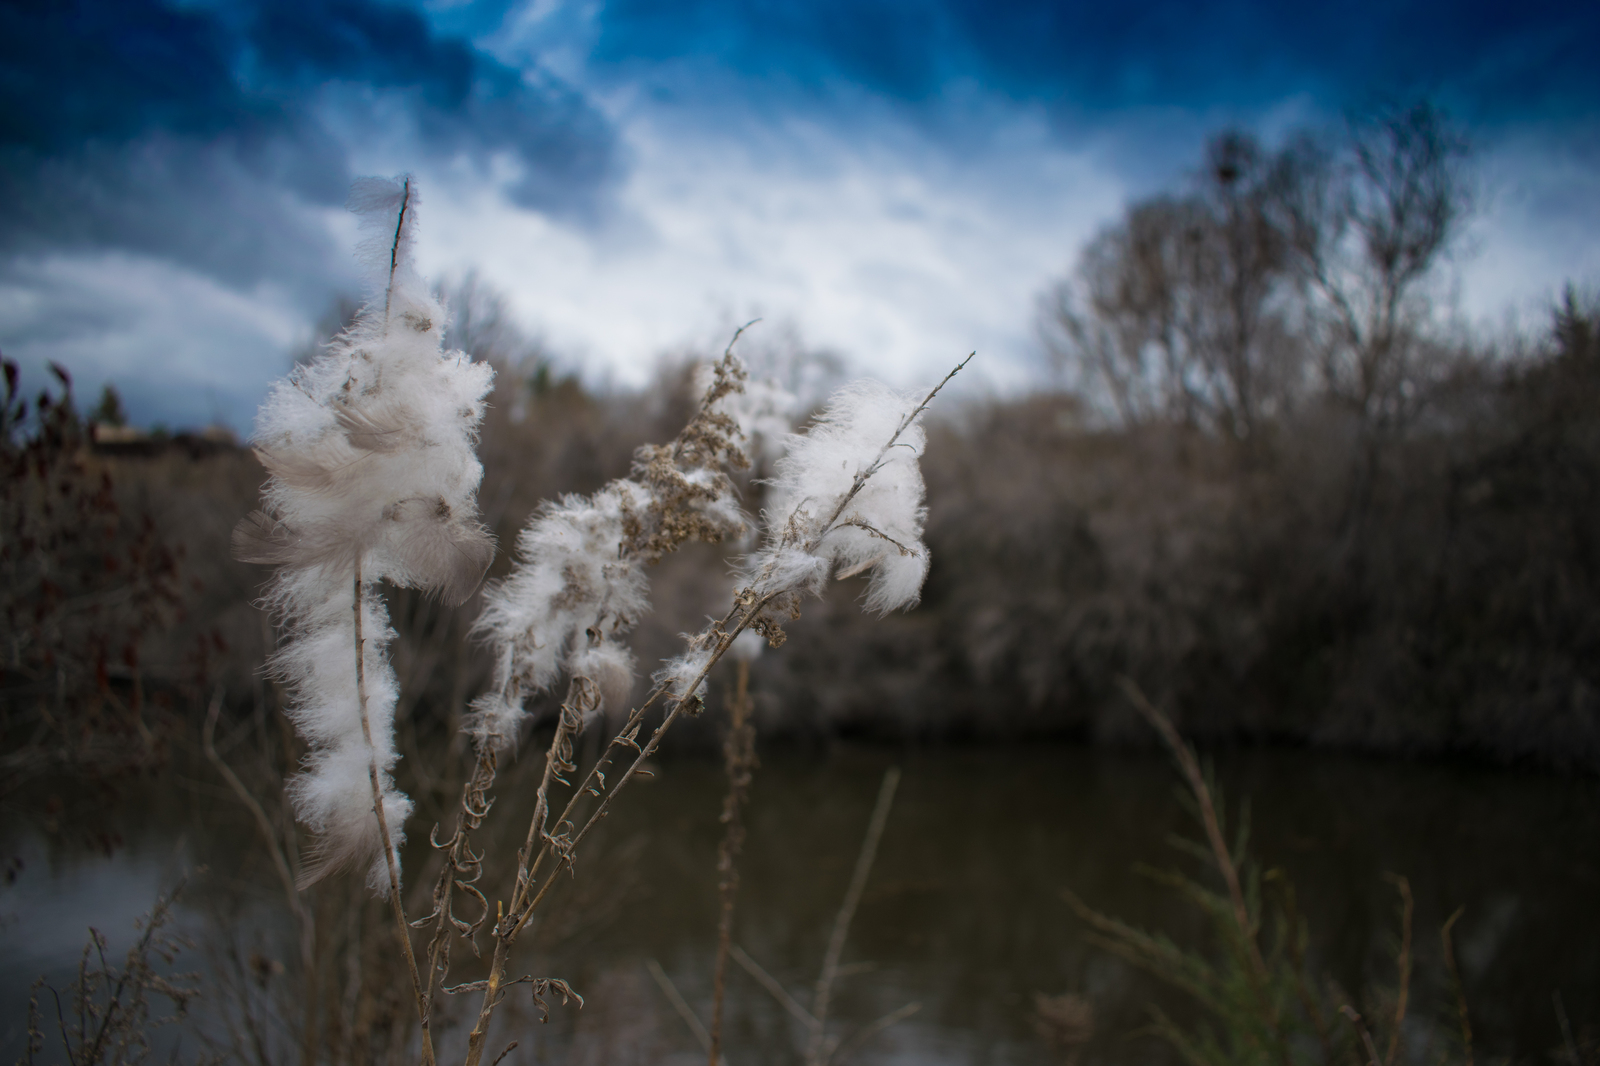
[419,745,497,1031]
[1383,874,1413,1066]
[203,687,317,1061]
[352,564,434,1065]
[807,767,900,1066]
[383,178,411,327]
[1340,1005,1384,1066]
[710,658,757,1066]
[1554,990,1580,1066]
[462,679,591,1064]
[731,945,815,1027]
[828,1001,920,1064]
[647,959,714,1055]
[1441,907,1474,1066]
[817,355,972,539]
[1116,675,1285,1056]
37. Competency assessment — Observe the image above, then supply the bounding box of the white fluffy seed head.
[473,484,651,700]
[238,175,496,606]
[756,379,931,614]
[472,346,758,748]
[235,176,495,893]
[655,647,713,703]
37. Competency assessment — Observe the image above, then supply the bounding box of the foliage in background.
[0,358,184,788]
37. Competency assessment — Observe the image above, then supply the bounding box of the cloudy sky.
[2,0,1597,430]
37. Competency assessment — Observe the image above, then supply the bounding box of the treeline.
[760,104,1600,770]
[5,105,1598,776]
[767,292,1600,772]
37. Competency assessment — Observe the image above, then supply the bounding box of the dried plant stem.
[352,565,434,1066]
[830,1002,921,1063]
[465,596,774,1065]
[1383,874,1413,1066]
[806,766,900,1066]
[204,688,318,1066]
[1441,906,1474,1066]
[731,945,814,1027]
[1340,1005,1384,1066]
[462,679,589,1065]
[419,747,498,1031]
[1278,879,1333,1059]
[709,659,756,1066]
[647,959,715,1054]
[1117,675,1286,1061]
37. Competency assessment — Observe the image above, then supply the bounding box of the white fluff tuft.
[473,348,752,747]
[656,647,713,702]
[729,629,766,663]
[239,178,495,603]
[754,379,931,615]
[236,176,495,893]
[472,484,651,741]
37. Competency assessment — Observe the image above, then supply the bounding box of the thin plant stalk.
[353,563,434,1066]
[1117,675,1287,1062]
[204,689,318,1066]
[806,766,900,1066]
[709,658,756,1066]
[1383,873,1413,1066]
[1441,907,1474,1066]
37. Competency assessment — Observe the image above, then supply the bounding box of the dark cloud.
[589,0,1600,122]
[0,0,618,287]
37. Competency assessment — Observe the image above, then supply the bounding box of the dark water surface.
[3,744,1597,1063]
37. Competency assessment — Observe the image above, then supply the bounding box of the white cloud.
[0,252,311,430]
[1456,131,1600,325]
[410,100,1128,393]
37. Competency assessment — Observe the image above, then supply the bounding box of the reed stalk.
[709,658,756,1066]
[353,562,434,1065]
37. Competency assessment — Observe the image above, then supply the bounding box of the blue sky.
[2,0,1596,429]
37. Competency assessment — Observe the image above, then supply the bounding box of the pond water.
[3,743,1597,1064]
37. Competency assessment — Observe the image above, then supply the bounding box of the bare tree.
[1040,131,1301,442]
[1270,100,1473,434]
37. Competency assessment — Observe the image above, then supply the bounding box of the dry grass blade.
[1383,873,1413,1066]
[203,687,318,1065]
[1441,907,1474,1066]
[731,945,816,1028]
[807,766,901,1066]
[828,1001,920,1064]
[1340,1005,1384,1066]
[1116,675,1283,1049]
[647,958,722,1061]
[709,658,757,1066]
